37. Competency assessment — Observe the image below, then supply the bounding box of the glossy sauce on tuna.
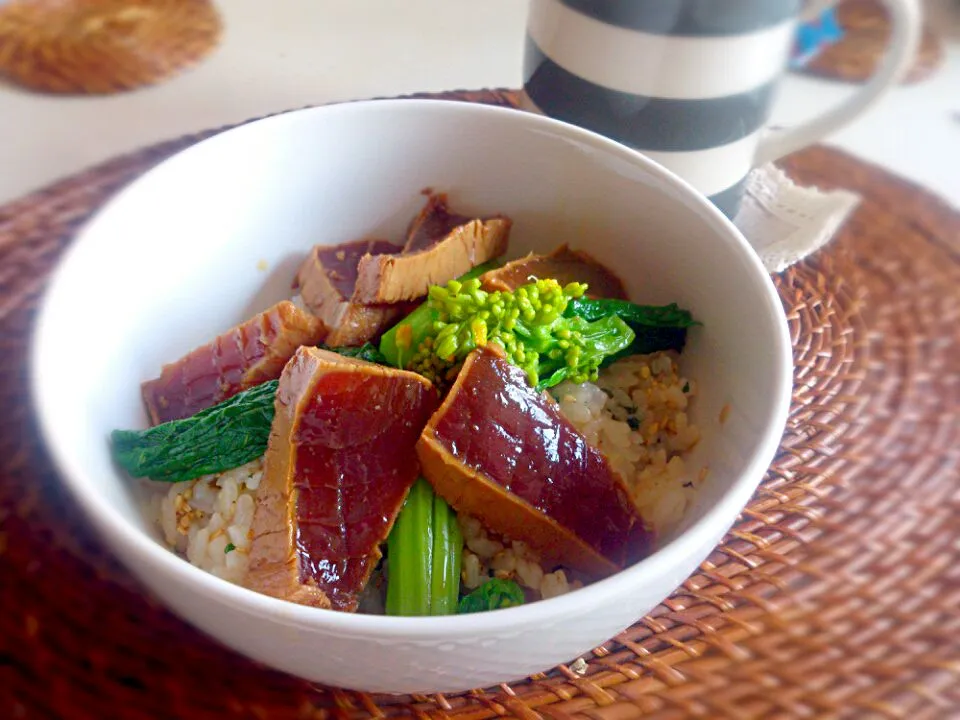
[431,350,649,566]
[291,370,437,610]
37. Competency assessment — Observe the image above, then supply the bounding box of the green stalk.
[429,493,462,616]
[379,305,439,369]
[386,478,434,616]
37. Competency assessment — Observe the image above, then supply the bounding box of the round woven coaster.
[799,0,945,85]
[0,0,222,94]
[1,89,958,718]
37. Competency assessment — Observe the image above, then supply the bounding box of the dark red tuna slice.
[417,346,652,578]
[294,238,404,347]
[141,300,327,425]
[247,347,438,611]
[352,192,511,305]
[402,192,473,253]
[480,244,628,299]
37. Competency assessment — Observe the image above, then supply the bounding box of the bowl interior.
[33,100,789,620]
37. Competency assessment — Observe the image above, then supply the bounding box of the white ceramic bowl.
[31,99,792,694]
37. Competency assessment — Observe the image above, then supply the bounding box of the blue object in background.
[791,9,845,68]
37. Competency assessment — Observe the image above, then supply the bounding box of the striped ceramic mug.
[521,0,920,217]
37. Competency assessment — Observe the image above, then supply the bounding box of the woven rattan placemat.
[1,89,958,719]
[0,0,222,95]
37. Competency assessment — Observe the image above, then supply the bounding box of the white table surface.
[0,0,958,209]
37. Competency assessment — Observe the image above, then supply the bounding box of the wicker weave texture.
[0,0,222,94]
[0,89,958,719]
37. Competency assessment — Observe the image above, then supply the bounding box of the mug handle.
[754,0,921,166]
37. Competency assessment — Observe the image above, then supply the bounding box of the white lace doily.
[734,164,861,273]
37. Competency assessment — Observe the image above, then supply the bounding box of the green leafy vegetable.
[386,478,462,616]
[536,314,637,389]
[224,543,236,554]
[379,261,500,369]
[566,298,698,360]
[111,380,278,483]
[603,326,690,363]
[322,342,387,364]
[390,277,635,390]
[457,578,525,614]
[565,299,697,327]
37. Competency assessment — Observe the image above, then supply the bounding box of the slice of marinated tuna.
[480,245,628,300]
[352,217,511,304]
[295,239,404,346]
[403,192,472,252]
[417,346,652,578]
[247,347,439,611]
[141,301,327,426]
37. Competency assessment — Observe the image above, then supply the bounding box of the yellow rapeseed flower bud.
[471,318,487,347]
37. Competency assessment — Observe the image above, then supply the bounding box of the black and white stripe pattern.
[522,0,800,217]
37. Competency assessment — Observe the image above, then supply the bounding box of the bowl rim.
[30,98,793,637]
